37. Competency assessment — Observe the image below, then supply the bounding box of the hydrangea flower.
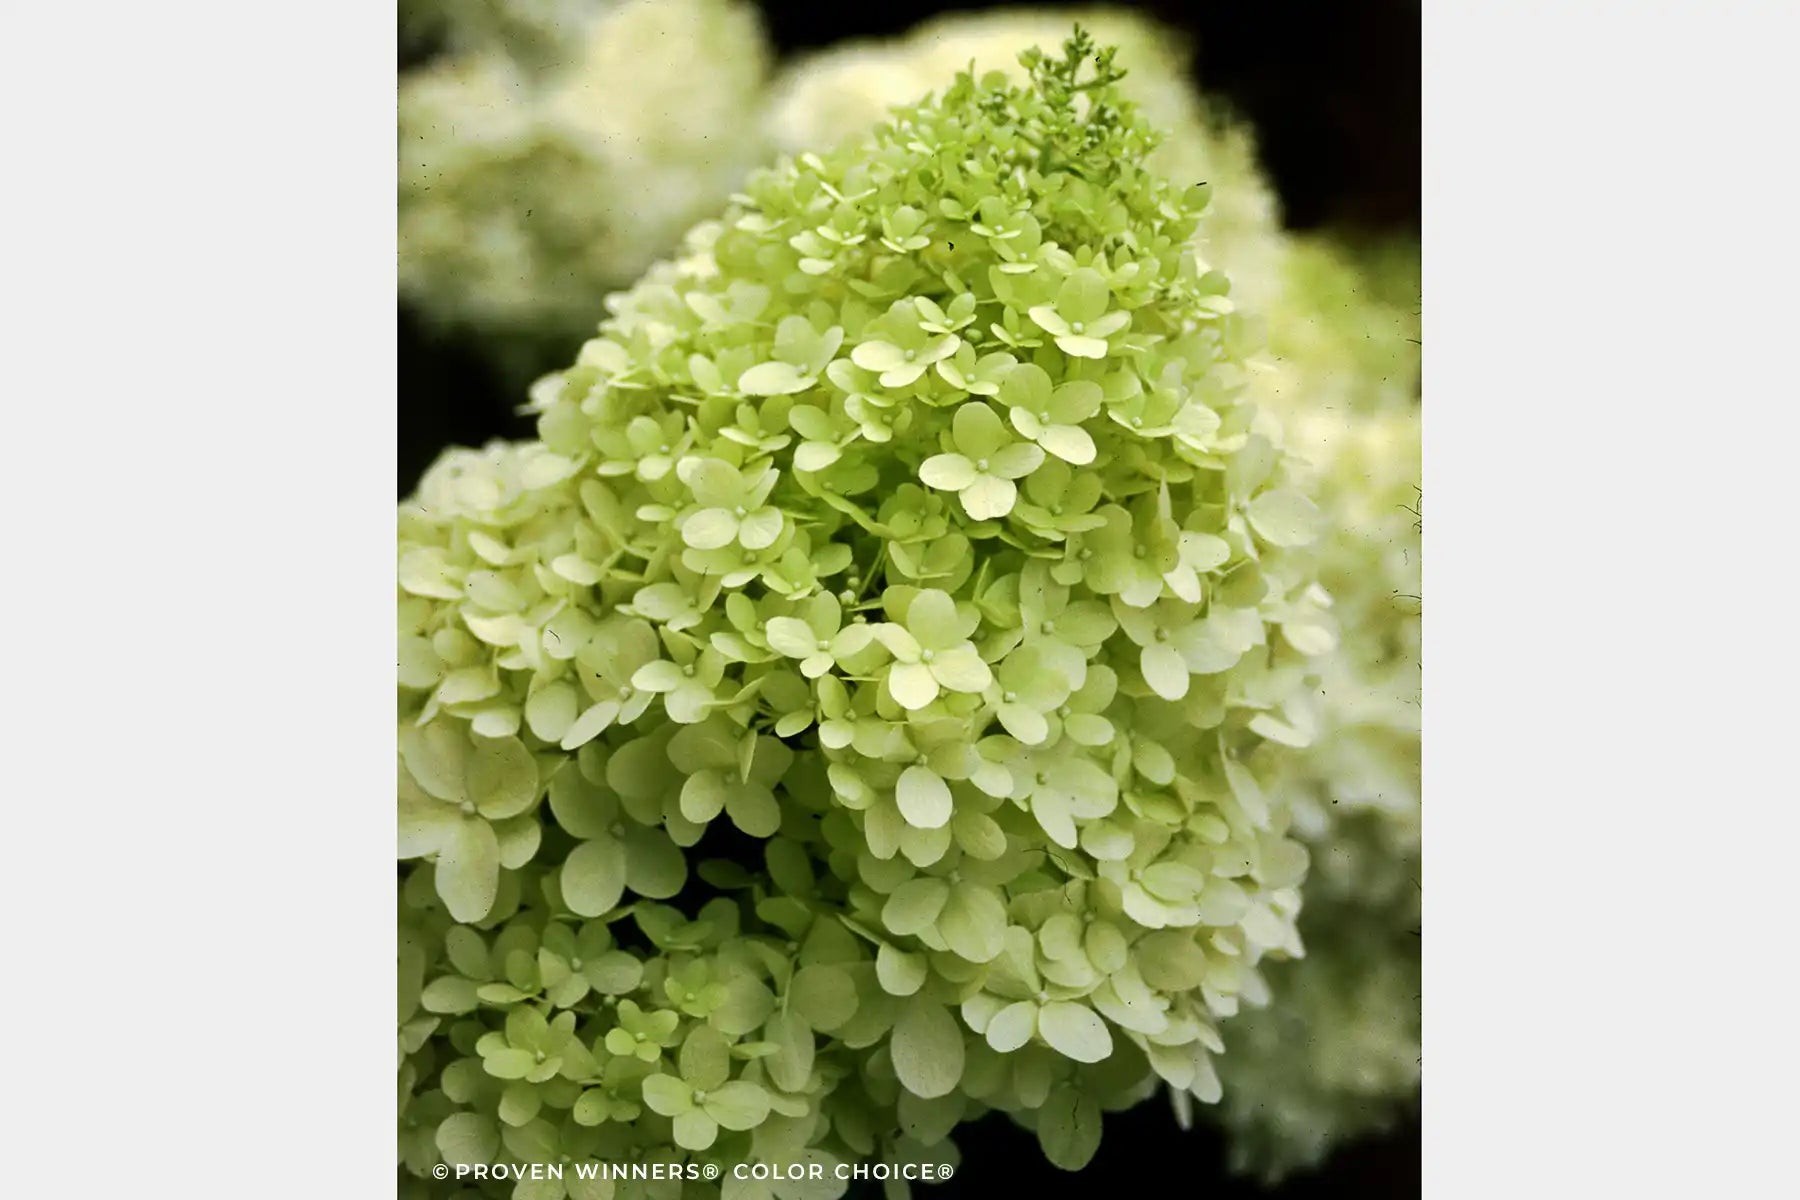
[398,0,771,363]
[1198,240,1422,1179]
[400,0,612,69]
[398,31,1329,1190]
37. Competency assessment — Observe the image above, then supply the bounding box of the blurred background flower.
[1220,242,1422,1182]
[399,0,772,374]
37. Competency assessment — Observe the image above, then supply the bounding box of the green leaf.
[739,361,815,396]
[876,943,927,997]
[420,976,480,1014]
[705,1080,772,1131]
[683,508,739,550]
[681,772,728,825]
[766,617,821,658]
[572,1088,611,1127]
[1058,268,1111,323]
[951,402,1008,458]
[477,982,529,1005]
[632,660,686,692]
[905,590,961,646]
[739,507,785,550]
[444,925,488,977]
[881,877,949,936]
[927,645,991,692]
[401,720,468,804]
[435,1112,498,1167]
[794,442,841,472]
[562,837,626,917]
[548,772,613,839]
[482,1047,538,1080]
[937,884,1006,963]
[1246,489,1321,547]
[588,950,645,996]
[726,784,782,838]
[887,661,939,710]
[641,1073,693,1117]
[498,1081,542,1127]
[1054,333,1111,359]
[951,810,1007,860]
[959,474,1017,520]
[1037,1086,1103,1170]
[890,1003,964,1099]
[623,826,687,898]
[1249,711,1312,747]
[896,766,953,829]
[791,965,859,1031]
[765,1010,814,1094]
[559,702,616,751]
[1037,424,1096,465]
[713,974,776,1036]
[680,1025,732,1091]
[1136,931,1209,991]
[851,341,906,373]
[986,1000,1037,1053]
[1037,1002,1113,1063]
[988,442,1044,479]
[919,454,976,491]
[524,684,578,743]
[673,1109,719,1151]
[436,817,500,923]
[468,735,538,819]
[502,1117,559,1163]
[1141,642,1189,701]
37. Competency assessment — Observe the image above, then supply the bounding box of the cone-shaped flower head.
[398,29,1330,1185]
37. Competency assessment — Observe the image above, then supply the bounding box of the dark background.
[399,3,1420,1194]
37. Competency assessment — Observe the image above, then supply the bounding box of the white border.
[1,1,1795,1194]
[3,1,394,1192]
[1425,1,1797,1194]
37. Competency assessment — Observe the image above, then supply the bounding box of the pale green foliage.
[399,32,1329,1191]
[397,0,771,347]
[1202,241,1422,1179]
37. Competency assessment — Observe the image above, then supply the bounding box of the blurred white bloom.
[1211,240,1423,1179]
[398,0,771,346]
[400,0,612,67]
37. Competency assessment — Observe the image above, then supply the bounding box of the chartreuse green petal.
[890,1003,965,1100]
[398,26,1332,1191]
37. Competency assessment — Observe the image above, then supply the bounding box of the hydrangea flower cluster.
[398,0,770,355]
[1204,240,1422,1179]
[398,32,1332,1193]
[765,8,1289,320]
[1253,238,1421,897]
